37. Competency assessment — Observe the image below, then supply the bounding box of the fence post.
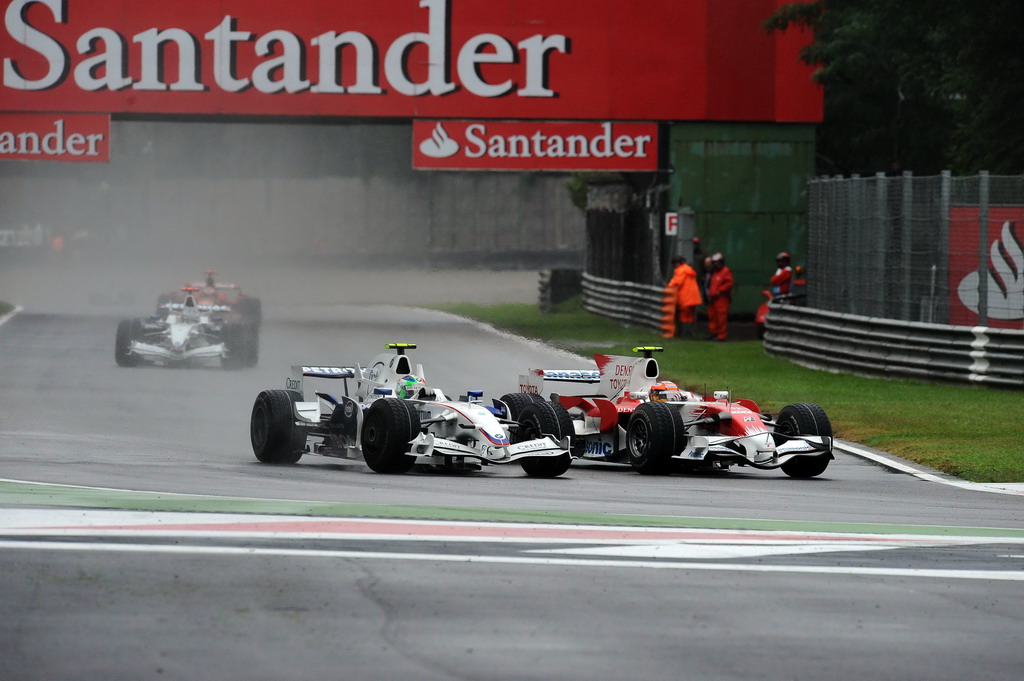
[874,172,887,319]
[901,171,913,320]
[978,170,990,325]
[938,170,951,324]
[850,175,865,315]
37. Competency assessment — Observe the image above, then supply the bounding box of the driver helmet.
[649,381,683,402]
[397,375,426,399]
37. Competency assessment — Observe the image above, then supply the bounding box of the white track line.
[835,441,1024,497]
[1,540,1022,581]
[0,305,22,328]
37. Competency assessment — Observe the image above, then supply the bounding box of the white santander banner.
[413,120,658,171]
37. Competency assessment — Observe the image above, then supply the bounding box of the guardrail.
[764,304,1024,389]
[581,272,666,332]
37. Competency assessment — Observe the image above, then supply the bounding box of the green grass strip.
[3,481,1023,539]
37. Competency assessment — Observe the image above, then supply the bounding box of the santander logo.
[419,123,460,158]
[957,219,1024,321]
[413,119,659,171]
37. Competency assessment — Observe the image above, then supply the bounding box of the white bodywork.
[286,347,569,466]
[129,296,228,364]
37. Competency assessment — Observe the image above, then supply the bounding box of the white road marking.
[834,441,1024,496]
[1,540,1023,581]
[0,305,22,328]
[527,542,902,560]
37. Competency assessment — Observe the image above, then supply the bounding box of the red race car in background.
[156,270,261,326]
[504,346,834,478]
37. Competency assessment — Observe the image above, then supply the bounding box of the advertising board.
[0,112,108,161]
[1,0,822,122]
[413,120,658,171]
[949,206,1024,328]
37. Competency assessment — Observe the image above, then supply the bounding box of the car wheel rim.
[631,420,649,458]
[522,418,540,441]
[364,422,380,452]
[252,405,268,449]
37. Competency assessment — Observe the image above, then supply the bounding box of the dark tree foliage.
[766,1,1024,175]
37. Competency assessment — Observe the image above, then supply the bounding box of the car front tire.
[251,390,306,464]
[776,403,833,478]
[517,400,573,478]
[361,398,419,474]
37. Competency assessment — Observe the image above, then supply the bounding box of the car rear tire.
[517,400,573,478]
[627,402,685,474]
[156,293,172,319]
[251,390,306,464]
[776,403,833,478]
[500,392,544,421]
[361,398,419,474]
[222,323,258,369]
[236,296,262,327]
[245,325,259,367]
[115,319,140,367]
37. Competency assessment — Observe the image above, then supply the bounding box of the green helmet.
[398,375,425,399]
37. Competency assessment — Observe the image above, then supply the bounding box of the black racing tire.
[250,390,306,464]
[156,293,172,319]
[776,403,833,478]
[627,402,685,475]
[517,400,573,478]
[221,323,256,370]
[115,318,140,367]
[243,324,259,367]
[499,392,544,421]
[361,398,419,474]
[236,296,262,327]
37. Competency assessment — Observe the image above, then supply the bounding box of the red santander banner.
[414,120,658,171]
[948,206,1024,329]
[0,0,822,122]
[0,112,109,161]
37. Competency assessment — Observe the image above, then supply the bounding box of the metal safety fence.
[809,172,1024,329]
[764,304,1024,389]
[581,272,665,332]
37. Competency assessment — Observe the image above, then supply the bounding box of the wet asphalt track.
[1,263,1023,681]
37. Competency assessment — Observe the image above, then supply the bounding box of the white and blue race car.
[250,343,573,476]
[115,287,257,369]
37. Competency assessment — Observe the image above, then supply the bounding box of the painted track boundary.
[835,440,1024,496]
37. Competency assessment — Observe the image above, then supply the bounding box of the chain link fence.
[809,172,1024,329]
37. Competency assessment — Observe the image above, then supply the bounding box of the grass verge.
[440,299,1024,483]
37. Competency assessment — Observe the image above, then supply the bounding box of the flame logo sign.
[418,122,459,158]
[957,220,1024,320]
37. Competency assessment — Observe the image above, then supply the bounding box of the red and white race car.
[506,346,834,478]
[156,271,261,326]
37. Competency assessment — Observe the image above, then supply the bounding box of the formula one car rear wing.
[286,364,356,394]
[518,346,665,399]
[284,344,428,404]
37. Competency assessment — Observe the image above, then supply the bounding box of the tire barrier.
[764,304,1024,389]
[580,272,668,334]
